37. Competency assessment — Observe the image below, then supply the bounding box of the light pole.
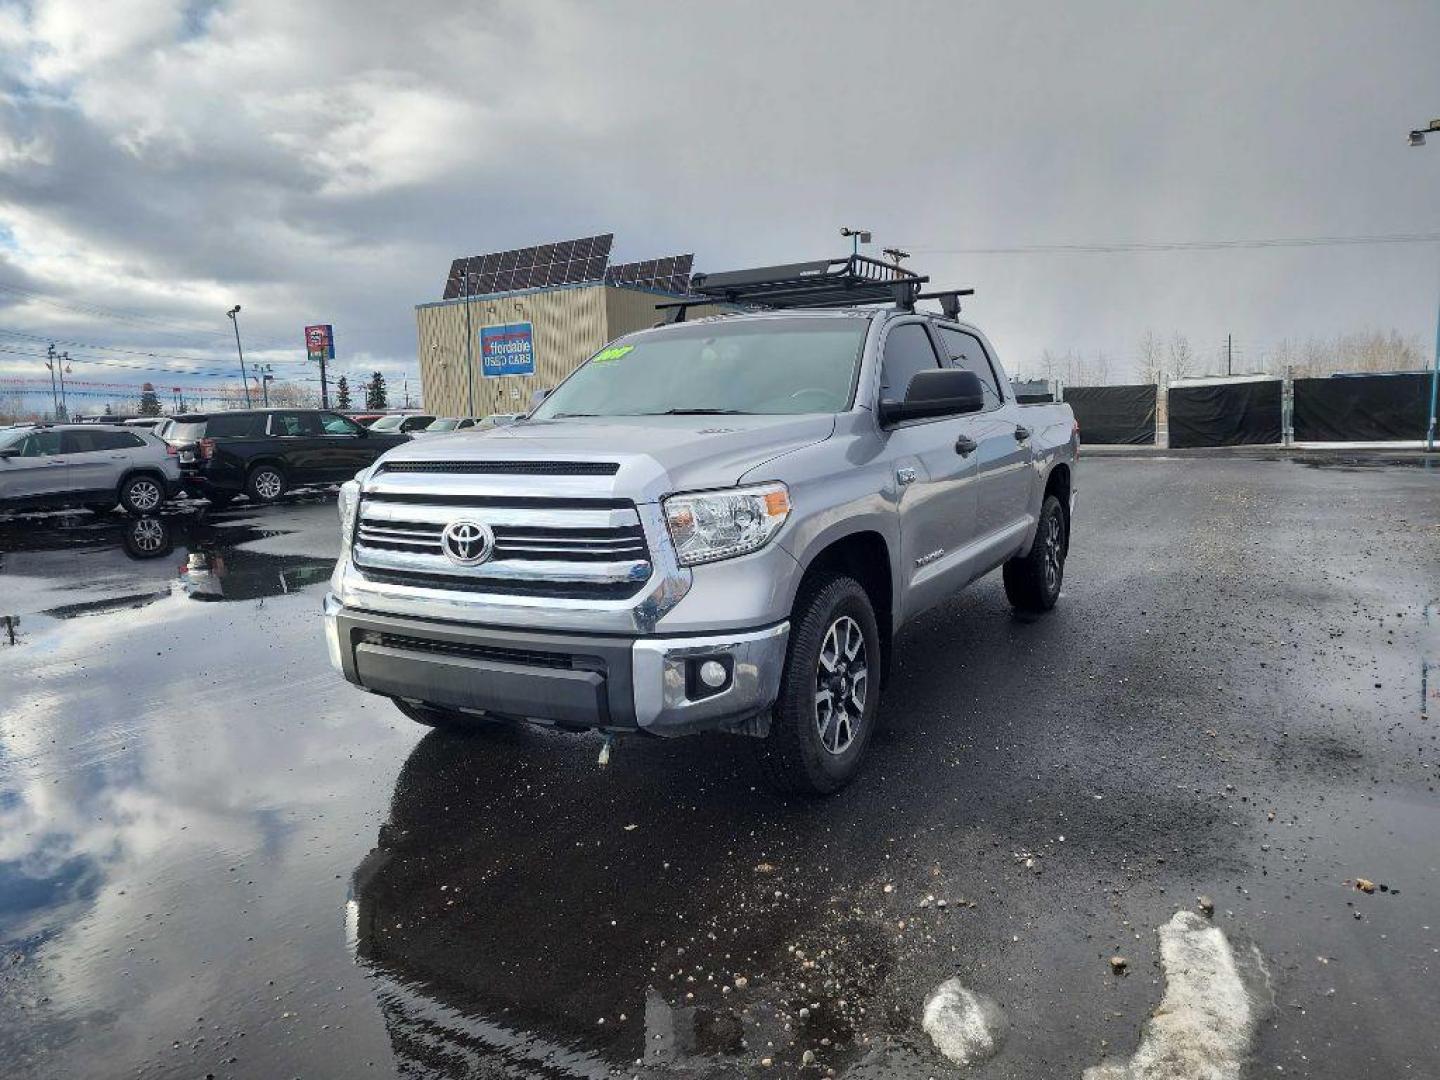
[840,226,871,259]
[227,305,252,407]
[1410,118,1440,450]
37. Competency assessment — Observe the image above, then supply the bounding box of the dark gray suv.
[0,424,182,514]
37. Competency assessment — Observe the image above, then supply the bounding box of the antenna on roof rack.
[656,254,930,319]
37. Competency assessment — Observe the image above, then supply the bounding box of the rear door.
[0,430,67,501]
[934,326,1035,571]
[59,428,115,495]
[876,320,981,617]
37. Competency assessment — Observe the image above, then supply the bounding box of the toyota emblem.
[440,520,495,566]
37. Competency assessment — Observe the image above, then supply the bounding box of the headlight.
[338,479,360,536]
[662,482,791,567]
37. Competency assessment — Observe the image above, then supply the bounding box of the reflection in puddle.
[0,502,338,618]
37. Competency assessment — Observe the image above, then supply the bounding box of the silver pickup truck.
[325,263,1077,794]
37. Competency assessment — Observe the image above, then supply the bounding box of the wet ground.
[0,457,1436,1079]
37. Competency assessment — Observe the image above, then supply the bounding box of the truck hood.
[371,414,836,502]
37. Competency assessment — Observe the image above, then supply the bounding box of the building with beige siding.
[414,236,724,417]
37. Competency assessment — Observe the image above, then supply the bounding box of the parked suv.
[0,424,181,514]
[176,409,412,506]
[323,257,1078,794]
[369,413,437,434]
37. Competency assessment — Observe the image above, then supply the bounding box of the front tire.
[1003,493,1067,612]
[756,573,881,796]
[118,474,165,515]
[246,465,286,503]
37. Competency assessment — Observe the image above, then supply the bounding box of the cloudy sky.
[1,0,1438,410]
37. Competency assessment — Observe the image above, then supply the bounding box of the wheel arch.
[788,528,895,686]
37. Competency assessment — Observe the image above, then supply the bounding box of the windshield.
[369,416,404,431]
[0,428,30,451]
[426,419,461,431]
[530,317,868,419]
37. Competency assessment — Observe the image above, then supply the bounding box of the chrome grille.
[352,494,652,598]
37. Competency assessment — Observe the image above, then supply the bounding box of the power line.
[0,326,309,367]
[907,230,1440,256]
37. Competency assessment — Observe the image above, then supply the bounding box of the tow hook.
[598,733,618,767]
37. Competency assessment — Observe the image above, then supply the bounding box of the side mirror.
[878,368,986,425]
[529,388,551,410]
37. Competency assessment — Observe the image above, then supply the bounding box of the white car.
[0,424,182,514]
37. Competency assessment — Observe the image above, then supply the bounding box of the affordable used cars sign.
[480,322,536,378]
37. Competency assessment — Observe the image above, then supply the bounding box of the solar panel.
[605,253,694,295]
[442,234,614,299]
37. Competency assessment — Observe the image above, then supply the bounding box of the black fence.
[1293,372,1432,442]
[1063,384,1157,445]
[1168,379,1282,448]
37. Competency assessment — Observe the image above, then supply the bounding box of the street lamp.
[840,226,871,258]
[227,305,252,407]
[1408,118,1440,450]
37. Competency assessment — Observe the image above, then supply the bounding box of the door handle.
[954,434,977,456]
[1014,425,1032,442]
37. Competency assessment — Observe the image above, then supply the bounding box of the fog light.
[699,660,728,689]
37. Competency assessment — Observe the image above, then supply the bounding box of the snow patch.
[1084,910,1254,1080]
[922,978,1003,1067]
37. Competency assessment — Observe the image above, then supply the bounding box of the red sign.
[304,324,334,360]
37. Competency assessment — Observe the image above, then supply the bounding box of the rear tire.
[246,465,286,503]
[1003,494,1066,612]
[118,474,165,515]
[755,573,880,796]
[393,699,498,732]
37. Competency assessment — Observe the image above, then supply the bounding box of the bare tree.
[1137,331,1164,385]
[1165,333,1195,382]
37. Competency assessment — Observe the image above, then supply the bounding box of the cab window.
[319,412,362,435]
[271,412,321,437]
[935,327,1005,410]
[19,431,62,456]
[878,323,941,402]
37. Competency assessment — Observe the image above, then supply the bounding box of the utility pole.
[461,261,477,417]
[1227,333,1233,377]
[57,351,71,420]
[45,343,59,418]
[1407,117,1440,450]
[227,305,252,407]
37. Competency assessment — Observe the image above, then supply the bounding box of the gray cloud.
[0,0,1438,406]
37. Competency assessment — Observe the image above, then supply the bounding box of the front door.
[316,412,373,480]
[0,430,67,502]
[268,411,327,482]
[877,321,981,619]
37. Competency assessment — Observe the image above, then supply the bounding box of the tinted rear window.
[170,421,207,441]
[205,413,266,438]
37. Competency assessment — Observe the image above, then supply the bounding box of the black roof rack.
[656,254,977,323]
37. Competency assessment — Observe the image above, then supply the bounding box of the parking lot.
[1,453,1437,1079]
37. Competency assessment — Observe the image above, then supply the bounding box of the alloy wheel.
[128,479,161,511]
[814,614,868,755]
[254,470,283,500]
[1043,512,1064,593]
[130,518,165,552]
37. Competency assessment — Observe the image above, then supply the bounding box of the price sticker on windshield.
[592,344,634,364]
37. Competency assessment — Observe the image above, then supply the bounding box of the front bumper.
[323,595,788,736]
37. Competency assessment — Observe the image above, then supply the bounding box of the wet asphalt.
[0,454,1437,1080]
